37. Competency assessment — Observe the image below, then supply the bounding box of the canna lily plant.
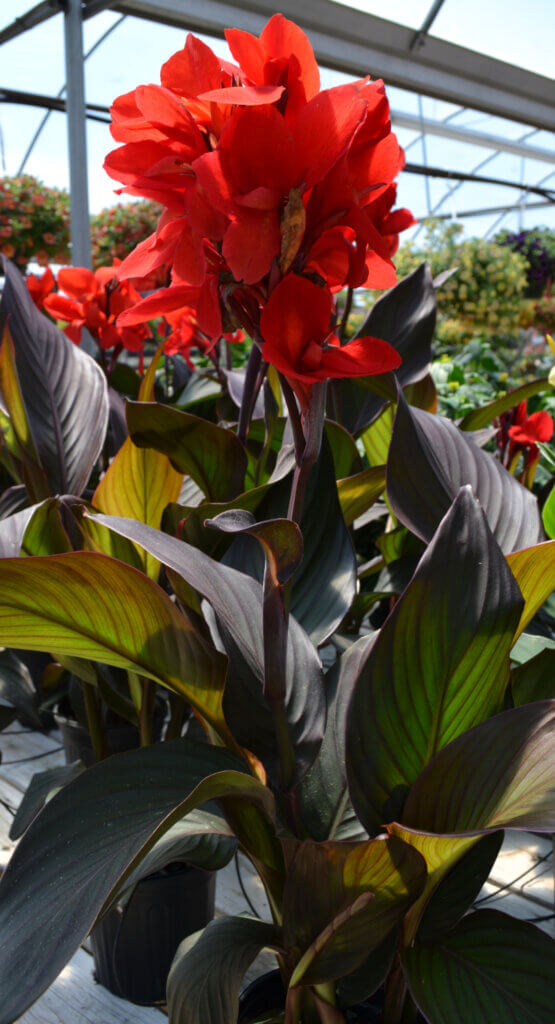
[0,13,554,1024]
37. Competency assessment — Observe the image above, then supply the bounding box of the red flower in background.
[26,266,55,307]
[41,263,150,357]
[507,401,553,460]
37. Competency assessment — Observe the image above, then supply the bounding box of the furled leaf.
[222,436,357,645]
[506,540,555,637]
[167,916,283,1024]
[0,551,229,737]
[387,391,543,553]
[285,836,426,986]
[112,811,237,898]
[337,466,386,527]
[346,487,523,835]
[83,513,325,786]
[0,505,37,557]
[329,264,436,434]
[0,257,109,495]
[298,634,376,842]
[0,739,272,1024]
[460,378,550,431]
[403,910,555,1024]
[126,401,247,501]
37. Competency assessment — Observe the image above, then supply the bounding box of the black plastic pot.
[54,699,166,767]
[91,862,216,1005]
[238,971,426,1023]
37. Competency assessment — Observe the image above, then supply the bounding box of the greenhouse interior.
[0,2,553,1022]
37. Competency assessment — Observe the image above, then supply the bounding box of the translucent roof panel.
[0,3,552,242]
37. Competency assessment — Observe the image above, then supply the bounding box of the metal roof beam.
[391,111,555,164]
[417,199,552,221]
[113,0,555,132]
[0,1,61,46]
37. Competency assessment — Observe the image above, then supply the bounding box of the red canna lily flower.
[26,265,55,308]
[508,402,554,455]
[259,274,400,406]
[43,262,150,354]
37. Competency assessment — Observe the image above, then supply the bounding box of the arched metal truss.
[1,0,553,266]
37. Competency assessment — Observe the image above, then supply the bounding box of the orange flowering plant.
[0,15,553,1024]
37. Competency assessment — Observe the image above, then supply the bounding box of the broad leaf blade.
[0,551,229,736]
[403,910,555,1024]
[0,739,271,1024]
[329,264,436,434]
[83,513,325,785]
[0,257,109,495]
[506,541,555,638]
[167,917,283,1024]
[387,392,543,553]
[346,487,523,835]
[9,762,83,840]
[126,401,247,501]
[337,466,386,527]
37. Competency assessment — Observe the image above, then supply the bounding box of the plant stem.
[166,694,187,740]
[82,682,107,762]
[139,678,154,747]
[237,343,262,444]
[338,286,353,344]
[279,373,306,463]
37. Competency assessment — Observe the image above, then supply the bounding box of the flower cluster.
[396,225,529,335]
[31,263,151,362]
[104,14,413,403]
[496,226,555,300]
[0,175,70,271]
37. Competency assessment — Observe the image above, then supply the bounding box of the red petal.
[161,34,223,96]
[292,85,367,186]
[261,14,320,100]
[225,28,266,83]
[315,335,401,379]
[197,85,284,105]
[57,267,96,299]
[528,411,554,442]
[222,208,280,284]
[364,249,397,289]
[171,224,206,287]
[222,106,297,194]
[43,293,82,322]
[196,276,222,338]
[193,151,236,215]
[117,286,197,326]
[260,274,332,368]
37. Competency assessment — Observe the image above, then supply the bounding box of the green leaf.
[346,487,523,835]
[0,257,109,496]
[0,738,272,1024]
[460,378,550,431]
[285,836,426,986]
[83,513,325,786]
[512,649,555,704]
[360,404,394,466]
[387,391,544,553]
[542,485,555,538]
[93,347,183,578]
[126,401,247,501]
[507,541,555,638]
[416,832,503,943]
[403,910,555,1024]
[0,551,229,738]
[167,916,283,1024]
[337,466,386,527]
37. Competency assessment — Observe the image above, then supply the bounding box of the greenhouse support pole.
[63,0,92,269]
